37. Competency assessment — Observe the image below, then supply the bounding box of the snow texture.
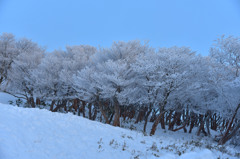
[0,103,238,159]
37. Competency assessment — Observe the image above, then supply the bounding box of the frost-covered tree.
[59,45,97,114]
[60,45,97,100]
[32,50,66,109]
[0,33,18,86]
[32,45,97,111]
[210,35,240,77]
[74,40,153,126]
[6,38,45,107]
[209,35,240,144]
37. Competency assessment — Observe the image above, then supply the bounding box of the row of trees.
[0,33,239,145]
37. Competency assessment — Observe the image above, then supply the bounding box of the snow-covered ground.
[0,92,17,105]
[0,103,239,159]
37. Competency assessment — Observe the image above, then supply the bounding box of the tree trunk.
[172,121,187,132]
[113,98,120,127]
[143,107,152,133]
[206,111,211,136]
[73,98,79,112]
[50,100,55,111]
[88,103,92,120]
[135,108,145,124]
[36,98,41,105]
[169,111,181,131]
[189,112,196,133]
[150,109,157,122]
[30,97,35,108]
[150,110,167,136]
[0,76,3,85]
[82,101,86,117]
[218,104,240,145]
[160,112,165,129]
[218,123,240,145]
[197,114,207,136]
[98,101,110,124]
[27,96,35,108]
[109,112,114,124]
[211,113,218,131]
[151,91,170,132]
[53,104,61,112]
[92,106,98,120]
[166,110,173,126]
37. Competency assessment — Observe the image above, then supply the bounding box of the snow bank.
[0,104,236,159]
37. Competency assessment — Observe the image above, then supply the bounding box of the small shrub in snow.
[127,135,133,140]
[153,153,160,157]
[97,138,104,152]
[133,155,140,159]
[129,124,136,130]
[8,100,14,105]
[122,141,127,151]
[121,134,126,138]
[150,142,158,152]
[140,140,145,144]
[109,139,114,146]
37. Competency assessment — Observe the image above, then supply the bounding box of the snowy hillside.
[0,103,239,159]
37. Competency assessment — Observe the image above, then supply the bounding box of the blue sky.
[0,0,240,55]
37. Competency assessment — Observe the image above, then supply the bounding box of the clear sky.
[0,0,240,55]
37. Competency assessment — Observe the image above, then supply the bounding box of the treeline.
[0,33,239,145]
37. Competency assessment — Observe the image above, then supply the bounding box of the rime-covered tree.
[0,33,18,87]
[210,35,240,144]
[210,35,240,77]
[6,38,45,107]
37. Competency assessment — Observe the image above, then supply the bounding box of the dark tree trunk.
[77,106,81,116]
[73,98,79,112]
[160,112,165,129]
[189,112,196,133]
[172,121,187,132]
[0,76,3,85]
[27,96,35,108]
[218,123,240,145]
[82,101,86,117]
[113,98,120,127]
[150,109,157,122]
[36,98,41,105]
[206,111,211,136]
[98,101,110,124]
[88,103,92,120]
[50,100,55,111]
[151,91,170,133]
[166,110,173,126]
[219,104,240,145]
[197,114,207,136]
[53,101,66,112]
[211,113,217,131]
[135,108,145,124]
[169,111,181,131]
[109,112,114,124]
[92,106,98,120]
[143,107,152,133]
[150,110,166,136]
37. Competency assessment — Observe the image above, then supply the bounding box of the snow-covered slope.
[0,93,17,105]
[0,104,238,159]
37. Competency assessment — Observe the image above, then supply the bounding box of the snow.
[0,92,17,105]
[0,103,239,159]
